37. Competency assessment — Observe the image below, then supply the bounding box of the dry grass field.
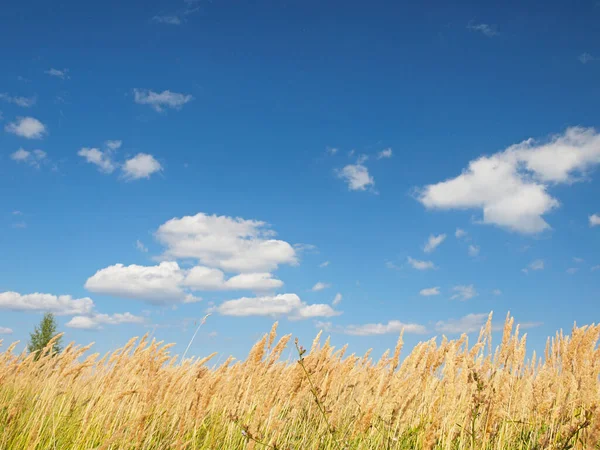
[1,312,599,449]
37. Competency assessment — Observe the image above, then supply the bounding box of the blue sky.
[1,0,599,361]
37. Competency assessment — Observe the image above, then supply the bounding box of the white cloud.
[450,285,477,301]
[323,320,427,336]
[0,327,13,334]
[0,291,94,315]
[590,214,600,227]
[591,265,600,271]
[524,259,544,272]
[86,261,284,303]
[133,89,193,112]
[336,163,374,191]
[436,313,489,334]
[455,228,467,239]
[573,257,584,263]
[423,233,446,253]
[377,148,393,159]
[386,261,402,270]
[493,289,502,296]
[579,53,595,64]
[420,287,440,296]
[566,267,579,275]
[417,127,600,234]
[122,153,162,180]
[156,212,297,272]
[136,240,148,253]
[223,272,283,291]
[152,15,182,25]
[210,293,340,320]
[407,256,435,270]
[468,245,480,257]
[66,312,144,330]
[467,22,499,37]
[105,140,122,151]
[319,261,330,268]
[5,117,47,139]
[0,93,36,108]
[85,262,196,304]
[10,148,47,168]
[45,68,69,79]
[332,292,342,305]
[78,147,116,174]
[311,282,331,292]
[326,147,338,155]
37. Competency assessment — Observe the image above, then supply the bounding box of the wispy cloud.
[522,259,544,274]
[566,267,579,275]
[579,52,596,64]
[45,68,69,79]
[311,282,331,292]
[0,327,13,334]
[376,148,393,159]
[455,228,467,239]
[136,240,148,253]
[332,293,342,305]
[317,319,427,336]
[420,287,440,296]
[11,148,48,169]
[0,93,36,108]
[468,244,480,257]
[423,234,446,253]
[407,256,435,270]
[133,89,193,112]
[152,15,182,25]
[319,261,330,268]
[450,285,477,301]
[467,22,499,37]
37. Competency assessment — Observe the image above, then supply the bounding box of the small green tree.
[28,312,62,359]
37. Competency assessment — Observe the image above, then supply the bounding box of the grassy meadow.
[0,312,599,449]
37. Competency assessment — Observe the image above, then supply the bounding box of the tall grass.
[1,312,599,449]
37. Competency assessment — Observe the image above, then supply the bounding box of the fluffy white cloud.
[224,272,283,291]
[468,245,480,257]
[85,262,196,304]
[450,285,477,301]
[590,214,600,227]
[0,327,13,334]
[420,287,440,296]
[211,293,340,319]
[417,127,600,233]
[0,93,36,108]
[455,228,467,239]
[377,148,393,159]
[436,313,489,334]
[78,147,116,173]
[467,22,498,37]
[45,68,69,79]
[0,291,94,315]
[11,148,47,168]
[133,89,193,112]
[332,292,342,305]
[5,117,47,139]
[66,312,144,330]
[337,163,374,191]
[321,320,426,336]
[86,261,284,303]
[407,256,435,270]
[311,282,331,292]
[423,234,446,253]
[122,153,163,180]
[156,213,297,272]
